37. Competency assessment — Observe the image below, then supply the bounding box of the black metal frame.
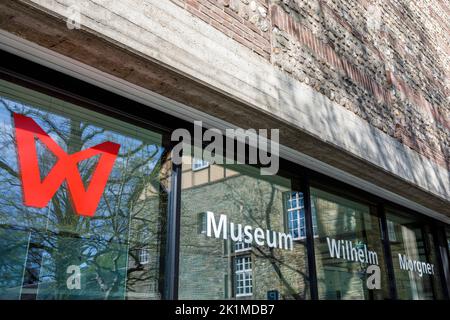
[0,49,449,300]
[432,223,450,300]
[378,203,398,299]
[301,172,319,300]
[163,154,182,299]
[442,226,450,297]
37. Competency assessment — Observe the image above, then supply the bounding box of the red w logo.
[13,113,120,217]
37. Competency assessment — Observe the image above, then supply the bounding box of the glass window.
[311,188,389,300]
[386,210,444,300]
[179,155,310,299]
[235,255,253,297]
[387,220,397,242]
[235,241,251,252]
[138,249,150,265]
[0,80,167,300]
[285,192,318,240]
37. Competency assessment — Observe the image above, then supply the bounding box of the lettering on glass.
[398,254,435,277]
[326,237,381,290]
[13,113,120,217]
[205,211,293,251]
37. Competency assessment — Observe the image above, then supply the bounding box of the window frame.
[234,240,252,253]
[234,255,253,298]
[138,248,150,265]
[285,191,319,240]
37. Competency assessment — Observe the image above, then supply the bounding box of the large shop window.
[178,156,311,299]
[0,80,166,300]
[310,188,389,300]
[386,210,444,300]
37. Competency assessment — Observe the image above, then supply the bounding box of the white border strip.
[0,30,448,224]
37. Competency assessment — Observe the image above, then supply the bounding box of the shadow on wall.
[249,0,449,206]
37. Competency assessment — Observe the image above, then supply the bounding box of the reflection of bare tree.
[222,177,308,299]
[0,98,164,300]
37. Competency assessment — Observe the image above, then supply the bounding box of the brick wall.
[170,0,271,59]
[173,0,450,170]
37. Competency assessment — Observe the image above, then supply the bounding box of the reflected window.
[235,256,252,297]
[198,212,208,234]
[286,192,318,240]
[235,241,251,252]
[179,156,311,300]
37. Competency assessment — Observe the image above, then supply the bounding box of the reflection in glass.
[0,80,166,300]
[311,188,389,300]
[386,211,444,300]
[235,256,252,297]
[179,156,310,299]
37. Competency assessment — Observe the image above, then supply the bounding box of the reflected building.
[0,0,449,299]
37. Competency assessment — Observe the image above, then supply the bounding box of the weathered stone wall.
[174,0,449,171]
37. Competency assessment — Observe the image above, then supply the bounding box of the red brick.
[292,21,300,42]
[227,23,245,38]
[252,45,270,59]
[198,0,213,9]
[186,4,211,23]
[210,19,230,37]
[200,5,224,24]
[300,27,308,46]
[224,7,243,24]
[186,0,200,10]
[287,15,293,36]
[232,33,252,49]
[243,19,266,39]
[270,5,277,24]
[281,11,287,32]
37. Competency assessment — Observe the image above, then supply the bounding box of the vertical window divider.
[431,223,450,300]
[301,172,318,300]
[378,204,397,299]
[163,138,182,300]
[420,225,438,298]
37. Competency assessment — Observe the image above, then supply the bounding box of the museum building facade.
[0,0,449,300]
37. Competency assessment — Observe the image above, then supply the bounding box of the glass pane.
[0,80,166,300]
[179,155,310,300]
[0,228,30,299]
[311,188,389,300]
[387,211,444,300]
